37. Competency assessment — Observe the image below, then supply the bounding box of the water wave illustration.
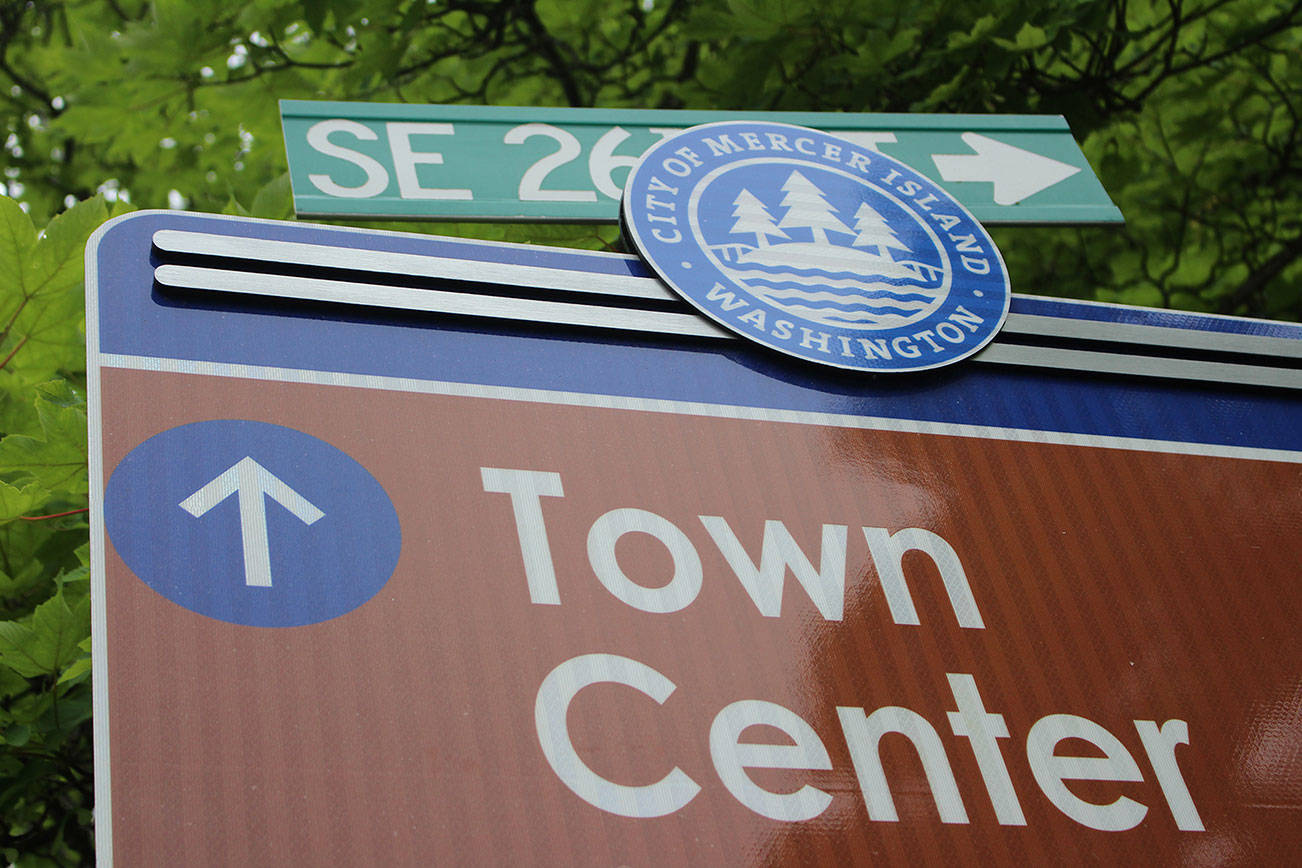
[726,262,943,291]
[777,306,927,328]
[720,252,948,331]
[752,285,939,306]
[727,270,946,328]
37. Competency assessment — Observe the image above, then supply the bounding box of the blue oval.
[622,121,1011,373]
[105,420,401,627]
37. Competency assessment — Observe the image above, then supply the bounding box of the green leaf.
[948,14,999,49]
[995,23,1049,51]
[222,195,251,217]
[58,634,93,686]
[248,172,294,219]
[4,723,31,746]
[26,195,108,299]
[0,381,88,494]
[57,565,89,585]
[0,592,91,678]
[0,197,38,298]
[0,197,106,383]
[0,479,50,523]
[0,560,46,600]
[0,663,25,698]
[0,621,44,676]
[57,655,90,686]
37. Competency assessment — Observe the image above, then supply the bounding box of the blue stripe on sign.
[1009,294,1302,339]
[94,212,1301,453]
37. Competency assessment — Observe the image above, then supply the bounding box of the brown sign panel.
[89,213,1301,865]
[99,369,1299,865]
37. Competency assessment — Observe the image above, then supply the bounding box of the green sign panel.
[280,100,1122,225]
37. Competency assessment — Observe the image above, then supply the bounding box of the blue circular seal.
[622,121,1010,372]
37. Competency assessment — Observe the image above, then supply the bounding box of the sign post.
[279,101,1123,224]
[89,212,1299,865]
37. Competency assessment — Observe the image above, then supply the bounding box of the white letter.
[386,122,472,200]
[662,157,692,177]
[936,322,967,344]
[1134,719,1203,831]
[891,336,922,358]
[710,700,832,822]
[536,654,701,818]
[700,517,847,620]
[703,134,743,156]
[1026,714,1147,831]
[481,468,564,605]
[674,146,703,167]
[846,151,872,172]
[857,337,890,359]
[587,508,702,613]
[946,674,1025,825]
[838,706,969,823]
[306,119,389,198]
[949,305,985,332]
[799,328,832,354]
[862,527,984,628]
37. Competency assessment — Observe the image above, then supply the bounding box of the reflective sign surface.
[279,101,1123,224]
[89,213,1300,865]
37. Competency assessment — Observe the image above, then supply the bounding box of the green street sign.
[279,100,1122,225]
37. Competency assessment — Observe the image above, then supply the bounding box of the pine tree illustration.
[776,171,853,245]
[730,189,788,248]
[851,203,912,259]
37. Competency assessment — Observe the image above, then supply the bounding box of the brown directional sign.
[89,213,1301,864]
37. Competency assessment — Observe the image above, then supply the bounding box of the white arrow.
[179,456,325,588]
[932,132,1082,205]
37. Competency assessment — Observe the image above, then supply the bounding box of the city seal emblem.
[621,121,1011,373]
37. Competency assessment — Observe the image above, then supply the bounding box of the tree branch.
[1218,232,1302,314]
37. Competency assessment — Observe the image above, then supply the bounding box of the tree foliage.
[0,0,1298,862]
[4,0,1300,315]
[0,194,107,865]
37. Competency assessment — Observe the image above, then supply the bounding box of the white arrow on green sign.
[279,100,1122,225]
